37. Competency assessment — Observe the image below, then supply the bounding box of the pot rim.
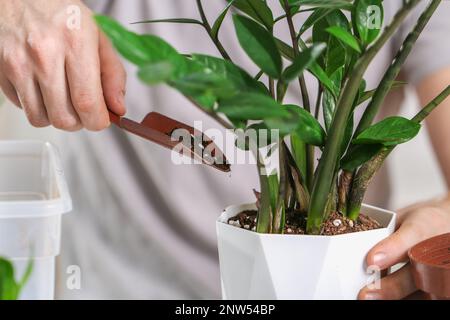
[217,202,396,238]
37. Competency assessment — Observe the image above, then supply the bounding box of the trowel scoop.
[108,111,230,172]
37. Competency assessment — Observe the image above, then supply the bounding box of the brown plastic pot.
[408,233,450,300]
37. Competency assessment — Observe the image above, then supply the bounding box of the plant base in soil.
[227,210,381,235]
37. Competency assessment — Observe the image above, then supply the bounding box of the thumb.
[366,207,448,270]
[99,30,127,116]
[366,218,422,270]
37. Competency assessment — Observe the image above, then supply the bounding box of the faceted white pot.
[217,203,396,300]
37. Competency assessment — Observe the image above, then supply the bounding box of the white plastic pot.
[217,203,396,300]
[0,141,72,300]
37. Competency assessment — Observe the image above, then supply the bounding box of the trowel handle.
[108,110,122,126]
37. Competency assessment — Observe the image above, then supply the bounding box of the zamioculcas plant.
[0,257,33,300]
[95,0,449,236]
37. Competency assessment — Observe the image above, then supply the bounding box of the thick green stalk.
[273,143,288,233]
[343,0,441,217]
[314,86,323,120]
[348,85,450,219]
[412,85,450,122]
[347,149,391,220]
[283,0,314,190]
[355,0,442,136]
[286,151,310,214]
[306,0,420,234]
[337,170,353,215]
[255,150,273,233]
[290,133,307,182]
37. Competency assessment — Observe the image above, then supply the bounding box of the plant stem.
[337,170,352,215]
[255,149,273,233]
[196,0,232,61]
[314,85,323,120]
[347,149,390,220]
[283,0,314,189]
[273,143,288,233]
[285,145,310,213]
[283,0,311,113]
[307,0,420,234]
[254,70,264,80]
[355,0,442,136]
[412,85,450,123]
[343,0,441,220]
[269,78,275,97]
[348,85,450,219]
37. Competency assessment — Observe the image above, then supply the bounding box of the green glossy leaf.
[326,26,361,53]
[131,18,203,26]
[282,43,326,81]
[312,9,350,44]
[275,38,295,61]
[322,67,343,130]
[354,116,421,146]
[235,122,279,150]
[264,107,305,137]
[299,8,333,36]
[325,40,347,76]
[217,93,289,120]
[309,62,338,98]
[229,0,274,30]
[95,15,182,67]
[233,15,282,78]
[340,144,384,171]
[172,72,237,104]
[284,105,326,146]
[322,89,335,131]
[191,54,264,94]
[291,0,353,9]
[211,0,235,39]
[138,62,175,84]
[312,10,350,75]
[352,0,384,46]
[275,37,335,93]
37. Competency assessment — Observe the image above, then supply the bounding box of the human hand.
[358,194,450,299]
[0,0,126,131]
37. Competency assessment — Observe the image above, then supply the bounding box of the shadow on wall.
[0,89,446,210]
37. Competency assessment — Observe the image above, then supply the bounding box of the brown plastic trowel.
[109,111,230,172]
[408,233,450,300]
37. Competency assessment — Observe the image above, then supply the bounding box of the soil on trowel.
[227,210,381,235]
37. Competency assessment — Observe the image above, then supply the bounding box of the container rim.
[0,140,72,218]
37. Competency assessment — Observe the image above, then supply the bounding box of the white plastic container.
[0,141,72,300]
[217,203,395,300]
